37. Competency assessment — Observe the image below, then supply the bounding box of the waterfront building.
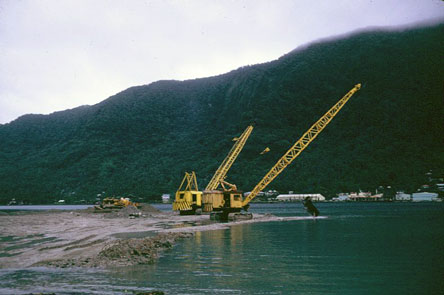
[411,192,439,202]
[276,193,325,202]
[395,192,412,201]
[161,194,171,203]
[349,192,383,201]
[332,193,350,201]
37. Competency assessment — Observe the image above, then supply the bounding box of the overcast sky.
[0,0,443,124]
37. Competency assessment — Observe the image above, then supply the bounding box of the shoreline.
[0,205,320,269]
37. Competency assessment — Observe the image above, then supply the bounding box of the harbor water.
[0,202,443,294]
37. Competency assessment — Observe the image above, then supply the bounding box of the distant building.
[161,194,171,203]
[411,192,439,202]
[265,190,278,197]
[332,193,350,201]
[276,193,325,202]
[349,192,383,201]
[7,198,17,206]
[395,192,411,201]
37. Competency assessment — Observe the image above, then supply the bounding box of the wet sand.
[0,206,321,268]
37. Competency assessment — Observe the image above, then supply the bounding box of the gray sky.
[1,0,443,124]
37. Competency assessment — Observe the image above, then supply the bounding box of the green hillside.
[0,23,443,204]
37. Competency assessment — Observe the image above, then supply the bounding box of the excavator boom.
[205,124,254,191]
[242,84,361,207]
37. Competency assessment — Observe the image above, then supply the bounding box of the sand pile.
[139,203,162,214]
[104,205,141,219]
[101,203,166,219]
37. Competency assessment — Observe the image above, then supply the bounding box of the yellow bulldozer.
[94,197,140,211]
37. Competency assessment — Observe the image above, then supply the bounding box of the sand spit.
[0,205,322,268]
[33,232,193,268]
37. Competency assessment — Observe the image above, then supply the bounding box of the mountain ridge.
[5,18,444,126]
[0,22,443,204]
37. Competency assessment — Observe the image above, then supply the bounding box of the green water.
[0,203,443,294]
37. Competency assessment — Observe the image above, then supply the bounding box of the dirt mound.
[104,205,141,219]
[97,232,192,265]
[101,203,166,219]
[139,203,162,213]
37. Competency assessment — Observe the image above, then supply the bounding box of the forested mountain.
[0,23,443,204]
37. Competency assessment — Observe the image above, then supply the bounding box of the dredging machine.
[173,124,254,215]
[202,84,361,220]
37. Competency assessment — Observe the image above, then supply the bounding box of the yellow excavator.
[172,124,254,214]
[202,84,361,220]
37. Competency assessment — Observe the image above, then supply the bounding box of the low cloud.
[1,0,443,123]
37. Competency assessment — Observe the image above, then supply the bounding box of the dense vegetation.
[0,23,443,204]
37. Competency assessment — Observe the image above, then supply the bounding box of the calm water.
[0,203,443,294]
[0,205,94,211]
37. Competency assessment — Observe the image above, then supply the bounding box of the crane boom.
[242,84,361,207]
[205,124,254,191]
[178,171,199,191]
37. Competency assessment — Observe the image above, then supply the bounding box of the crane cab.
[172,190,202,215]
[172,171,203,215]
[224,191,243,210]
[204,190,252,221]
[202,190,243,212]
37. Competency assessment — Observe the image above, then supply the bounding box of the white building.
[161,194,171,203]
[411,192,439,202]
[276,193,325,202]
[332,193,350,201]
[395,192,411,201]
[349,192,383,201]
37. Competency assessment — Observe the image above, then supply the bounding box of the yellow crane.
[205,124,254,191]
[173,124,254,214]
[172,171,202,214]
[203,84,361,220]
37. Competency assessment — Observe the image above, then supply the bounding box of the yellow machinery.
[173,125,254,214]
[172,171,203,215]
[202,124,254,212]
[205,124,254,191]
[203,84,361,220]
[94,197,140,210]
